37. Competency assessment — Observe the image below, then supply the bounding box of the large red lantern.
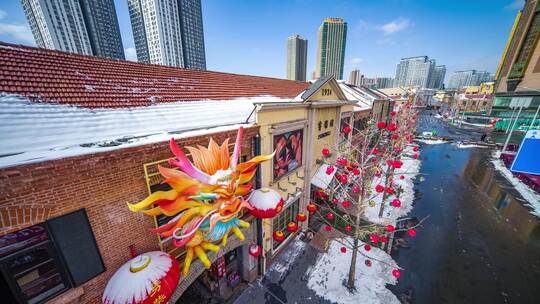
[248,188,284,218]
[103,251,180,304]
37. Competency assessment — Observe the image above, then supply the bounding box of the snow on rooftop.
[0,94,289,168]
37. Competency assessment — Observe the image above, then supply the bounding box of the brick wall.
[0,126,259,303]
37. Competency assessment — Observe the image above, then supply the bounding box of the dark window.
[0,209,104,303]
[0,225,69,304]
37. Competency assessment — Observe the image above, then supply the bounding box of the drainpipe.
[253,134,265,276]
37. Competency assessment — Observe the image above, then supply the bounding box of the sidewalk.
[233,236,332,304]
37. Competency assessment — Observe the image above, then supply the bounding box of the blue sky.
[0,0,523,81]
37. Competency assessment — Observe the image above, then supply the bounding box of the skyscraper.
[348,69,363,86]
[178,0,206,69]
[394,56,436,88]
[21,0,124,60]
[447,70,494,89]
[316,18,347,79]
[286,35,308,81]
[128,0,206,69]
[429,65,446,89]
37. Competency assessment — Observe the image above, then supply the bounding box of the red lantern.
[296,212,307,222]
[380,236,388,243]
[326,165,335,175]
[392,269,401,279]
[248,188,284,218]
[391,199,401,207]
[390,111,396,117]
[340,246,347,253]
[364,244,371,251]
[273,230,285,242]
[387,123,397,132]
[391,134,399,140]
[400,175,405,180]
[353,168,360,176]
[371,147,379,155]
[352,186,360,193]
[342,200,351,209]
[307,203,317,213]
[336,158,348,166]
[342,126,351,135]
[386,225,395,232]
[332,198,339,205]
[370,234,379,243]
[326,212,334,220]
[375,170,382,177]
[286,222,299,232]
[345,225,352,232]
[324,225,332,231]
[413,153,418,159]
[322,148,331,157]
[407,228,417,237]
[386,187,395,194]
[249,244,261,257]
[103,251,180,304]
[376,121,386,129]
[375,185,384,193]
[413,146,419,152]
[339,175,348,184]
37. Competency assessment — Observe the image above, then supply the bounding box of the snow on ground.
[415,139,448,145]
[0,94,290,168]
[491,152,540,218]
[455,143,489,149]
[363,145,421,224]
[307,238,399,304]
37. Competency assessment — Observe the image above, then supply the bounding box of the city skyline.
[0,0,519,80]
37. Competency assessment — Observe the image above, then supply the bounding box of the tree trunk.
[347,238,358,289]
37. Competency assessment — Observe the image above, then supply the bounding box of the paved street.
[235,111,540,304]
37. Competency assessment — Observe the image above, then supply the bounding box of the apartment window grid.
[272,198,300,251]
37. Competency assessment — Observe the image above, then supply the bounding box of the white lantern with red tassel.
[103,251,180,304]
[248,188,284,218]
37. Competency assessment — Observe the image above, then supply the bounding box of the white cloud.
[0,9,7,20]
[505,0,523,10]
[0,23,35,44]
[124,47,137,61]
[350,57,364,65]
[379,18,411,35]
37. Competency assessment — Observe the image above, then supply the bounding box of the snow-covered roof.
[0,94,292,168]
[0,42,308,108]
[0,42,310,168]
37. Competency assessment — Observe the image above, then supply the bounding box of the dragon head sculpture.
[128,127,281,276]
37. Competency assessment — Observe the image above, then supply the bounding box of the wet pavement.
[234,110,540,304]
[390,111,540,304]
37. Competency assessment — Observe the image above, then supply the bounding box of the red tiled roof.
[0,42,309,108]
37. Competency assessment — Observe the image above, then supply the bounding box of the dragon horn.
[169,138,211,184]
[230,126,243,171]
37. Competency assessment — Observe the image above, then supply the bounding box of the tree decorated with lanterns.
[272,98,424,290]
